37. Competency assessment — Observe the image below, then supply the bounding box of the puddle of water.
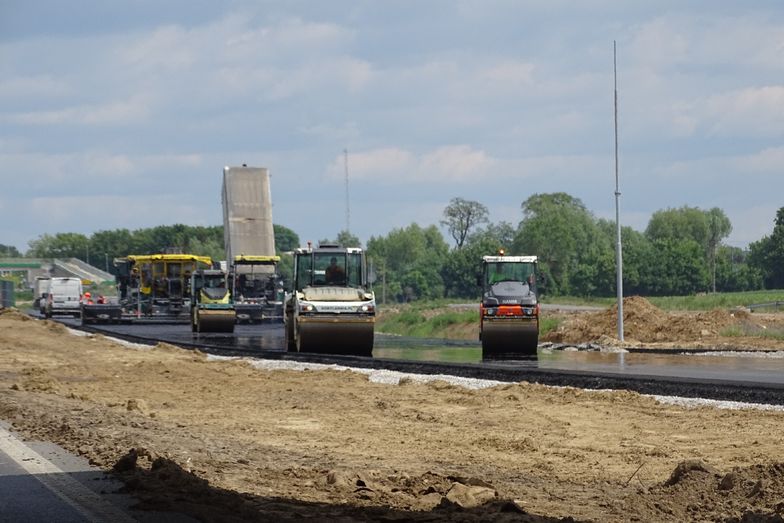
[84,321,784,385]
[377,341,784,384]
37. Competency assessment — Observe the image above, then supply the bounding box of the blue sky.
[1,1,782,253]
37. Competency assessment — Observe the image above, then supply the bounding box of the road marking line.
[0,425,136,522]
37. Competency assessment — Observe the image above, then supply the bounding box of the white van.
[44,277,83,318]
[33,276,51,312]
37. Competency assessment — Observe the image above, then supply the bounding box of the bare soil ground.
[544,295,784,351]
[2,301,784,521]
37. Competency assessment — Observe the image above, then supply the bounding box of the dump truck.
[190,269,236,333]
[285,244,375,356]
[222,165,282,323]
[102,253,212,322]
[479,251,539,359]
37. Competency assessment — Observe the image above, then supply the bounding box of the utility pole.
[614,41,624,342]
[344,148,350,234]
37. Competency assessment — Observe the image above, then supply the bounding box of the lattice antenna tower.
[344,148,350,234]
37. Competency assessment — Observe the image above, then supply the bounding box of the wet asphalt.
[43,314,784,406]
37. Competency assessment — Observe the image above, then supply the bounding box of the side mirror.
[483,296,499,307]
[476,275,482,286]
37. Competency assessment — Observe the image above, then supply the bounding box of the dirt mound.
[627,460,784,522]
[544,296,748,345]
[11,367,61,393]
[0,308,32,321]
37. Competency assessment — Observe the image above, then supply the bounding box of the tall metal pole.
[614,41,624,341]
[344,148,350,234]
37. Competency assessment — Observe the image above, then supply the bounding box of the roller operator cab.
[285,245,375,356]
[190,269,236,333]
[479,252,539,359]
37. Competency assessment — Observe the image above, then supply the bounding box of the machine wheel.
[481,319,538,360]
[285,316,297,352]
[283,309,297,352]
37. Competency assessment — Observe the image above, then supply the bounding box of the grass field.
[376,290,784,339]
[376,303,562,339]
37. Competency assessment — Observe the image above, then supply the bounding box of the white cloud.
[477,61,535,91]
[27,194,211,233]
[660,146,784,181]
[740,146,784,172]
[703,85,784,137]
[0,152,203,187]
[629,17,690,68]
[120,25,196,70]
[327,147,414,181]
[326,145,495,184]
[4,94,153,126]
[421,145,494,180]
[0,75,68,98]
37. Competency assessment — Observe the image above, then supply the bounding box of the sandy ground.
[543,296,784,352]
[2,302,784,521]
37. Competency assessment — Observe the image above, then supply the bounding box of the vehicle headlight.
[300,303,314,312]
[359,304,375,313]
[484,308,496,316]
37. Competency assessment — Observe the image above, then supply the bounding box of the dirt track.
[2,302,784,521]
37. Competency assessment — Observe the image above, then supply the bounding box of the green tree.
[28,232,90,259]
[645,206,733,293]
[187,235,224,261]
[749,207,784,289]
[440,197,489,249]
[273,224,300,252]
[0,244,22,257]
[335,230,362,248]
[441,233,498,299]
[645,206,710,246]
[367,224,448,302]
[88,229,134,273]
[471,221,516,250]
[706,208,732,292]
[645,238,710,295]
[513,193,602,295]
[715,245,763,292]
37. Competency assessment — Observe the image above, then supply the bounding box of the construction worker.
[325,257,345,284]
[82,292,94,305]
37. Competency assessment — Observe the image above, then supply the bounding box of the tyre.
[285,316,296,352]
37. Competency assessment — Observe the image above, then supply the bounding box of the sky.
[1,1,783,253]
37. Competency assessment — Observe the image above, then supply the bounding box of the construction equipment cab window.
[298,252,363,287]
[487,262,535,286]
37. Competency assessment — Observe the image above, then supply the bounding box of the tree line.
[357,194,782,301]
[5,192,784,300]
